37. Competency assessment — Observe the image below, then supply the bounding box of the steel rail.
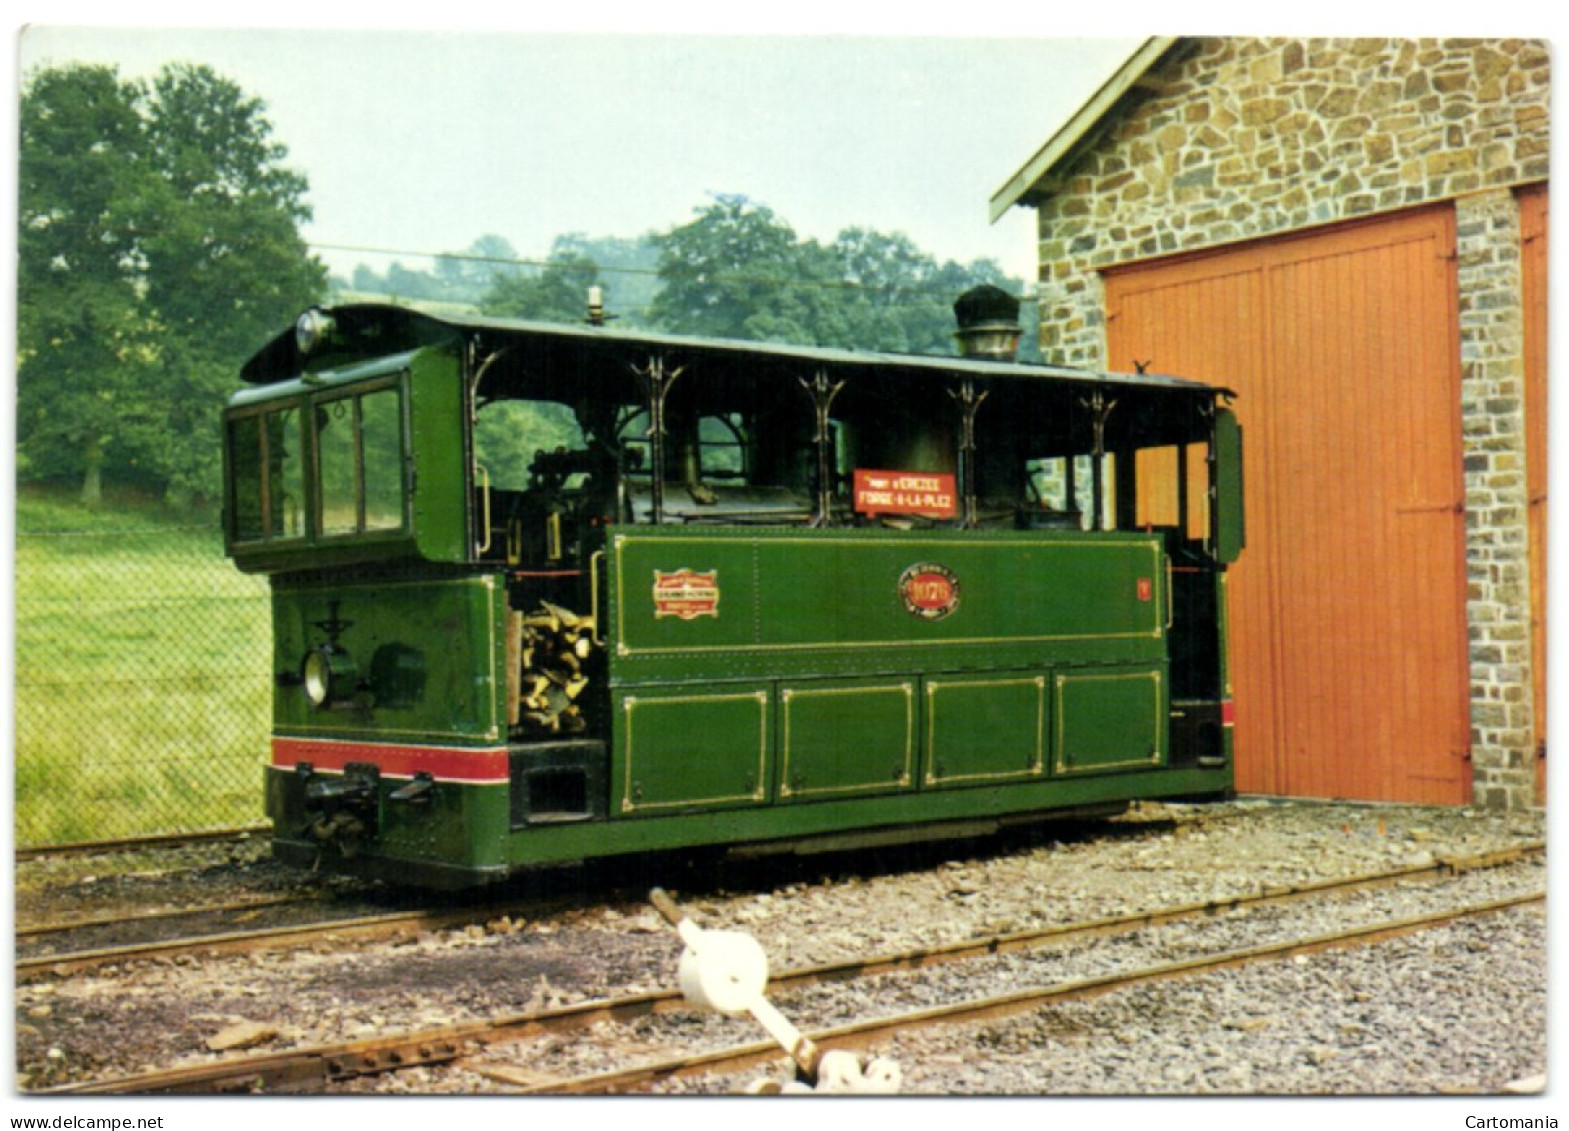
[528,890,1545,1095]
[19,839,1541,981]
[17,893,329,941]
[40,842,1544,1096]
[15,826,271,863]
[16,905,511,982]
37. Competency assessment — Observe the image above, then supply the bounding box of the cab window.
[315,384,407,538]
[228,405,305,543]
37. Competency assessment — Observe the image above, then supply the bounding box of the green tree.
[17,64,153,504]
[17,62,326,506]
[480,243,601,324]
[645,195,1035,356]
[648,195,818,342]
[435,233,525,304]
[135,64,326,503]
[550,232,661,325]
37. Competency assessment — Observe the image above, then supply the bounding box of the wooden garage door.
[1106,206,1470,803]
[1520,183,1547,801]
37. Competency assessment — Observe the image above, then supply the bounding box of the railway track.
[17,892,329,942]
[41,841,1544,1096]
[14,808,1236,979]
[15,826,271,863]
[16,897,547,981]
[531,890,1545,1096]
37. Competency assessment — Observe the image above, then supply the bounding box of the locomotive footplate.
[509,739,607,828]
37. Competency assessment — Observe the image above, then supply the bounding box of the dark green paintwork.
[270,574,503,743]
[593,526,1181,842]
[779,679,916,802]
[925,672,1049,787]
[1213,408,1246,565]
[613,685,772,816]
[266,768,512,877]
[489,763,1231,867]
[1054,666,1166,773]
[226,344,469,573]
[609,527,1167,683]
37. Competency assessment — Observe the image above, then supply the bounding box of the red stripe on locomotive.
[271,737,509,784]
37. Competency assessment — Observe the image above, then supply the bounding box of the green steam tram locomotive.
[224,288,1244,887]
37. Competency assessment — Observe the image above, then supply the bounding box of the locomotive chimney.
[952,285,1021,362]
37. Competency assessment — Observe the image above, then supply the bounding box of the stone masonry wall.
[1456,190,1537,810]
[1034,37,1548,365]
[1025,37,1548,807]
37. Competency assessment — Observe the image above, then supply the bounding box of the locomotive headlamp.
[302,644,357,709]
[295,308,335,355]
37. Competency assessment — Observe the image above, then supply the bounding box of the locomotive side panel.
[609,528,1168,680]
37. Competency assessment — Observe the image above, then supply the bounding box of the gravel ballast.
[13,798,1548,1096]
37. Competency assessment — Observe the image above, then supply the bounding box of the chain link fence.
[14,518,272,847]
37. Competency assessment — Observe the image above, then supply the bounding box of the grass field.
[13,488,273,845]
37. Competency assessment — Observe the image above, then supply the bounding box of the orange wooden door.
[1520,184,1548,802]
[1106,206,1470,803]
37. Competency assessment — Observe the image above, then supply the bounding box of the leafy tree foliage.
[343,235,528,306]
[17,64,152,503]
[434,233,527,301]
[646,195,1038,358]
[648,195,821,343]
[18,62,325,505]
[355,205,1031,360]
[480,245,601,324]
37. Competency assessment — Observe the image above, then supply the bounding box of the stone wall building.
[992,37,1548,808]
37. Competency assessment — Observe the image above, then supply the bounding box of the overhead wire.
[308,239,1033,304]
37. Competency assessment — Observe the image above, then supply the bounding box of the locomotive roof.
[241,302,1235,399]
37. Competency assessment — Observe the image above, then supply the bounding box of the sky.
[17,20,1144,293]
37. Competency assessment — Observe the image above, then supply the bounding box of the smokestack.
[952,285,1021,361]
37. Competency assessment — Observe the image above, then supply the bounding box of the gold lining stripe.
[924,675,1047,786]
[1053,669,1165,774]
[619,690,769,813]
[277,574,501,742]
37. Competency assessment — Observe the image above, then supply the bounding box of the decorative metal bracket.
[798,369,845,526]
[1079,387,1118,531]
[632,354,685,524]
[949,378,989,528]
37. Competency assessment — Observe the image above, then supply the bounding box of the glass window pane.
[360,389,405,531]
[230,416,263,542]
[268,407,306,540]
[318,397,359,536]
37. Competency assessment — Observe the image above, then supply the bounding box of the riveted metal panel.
[607,528,1167,683]
[1106,206,1469,803]
[1054,666,1165,774]
[778,679,916,802]
[923,672,1048,788]
[614,686,771,816]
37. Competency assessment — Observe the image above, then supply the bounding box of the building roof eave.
[989,36,1183,222]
